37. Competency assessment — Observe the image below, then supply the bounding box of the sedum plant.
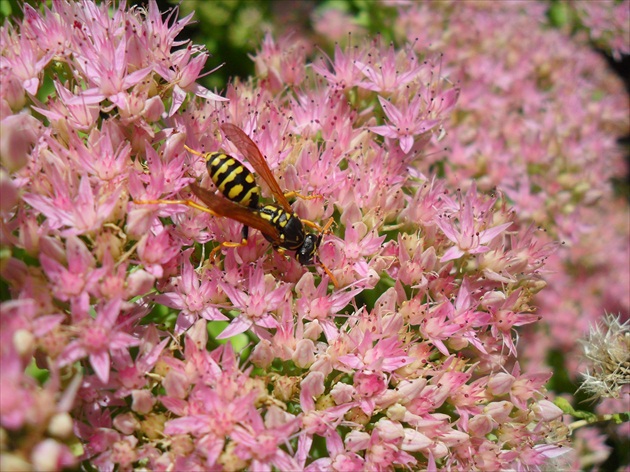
[6,1,626,470]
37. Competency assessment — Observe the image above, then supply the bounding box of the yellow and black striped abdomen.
[206,152,260,209]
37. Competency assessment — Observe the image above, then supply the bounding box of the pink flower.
[312,43,368,90]
[218,262,291,339]
[0,26,53,95]
[355,43,424,93]
[154,253,228,332]
[114,326,168,393]
[436,186,512,262]
[39,235,100,308]
[73,125,132,182]
[30,438,78,471]
[0,113,42,172]
[337,329,413,375]
[5,0,618,468]
[370,95,442,153]
[23,174,122,236]
[154,47,227,116]
[33,82,101,131]
[57,298,140,384]
[230,412,301,472]
[485,288,541,355]
[295,272,363,340]
[136,227,181,278]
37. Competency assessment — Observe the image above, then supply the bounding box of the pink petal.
[440,246,464,263]
[216,317,252,339]
[478,222,512,244]
[399,135,414,153]
[89,350,111,384]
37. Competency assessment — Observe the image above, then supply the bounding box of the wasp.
[137,123,336,285]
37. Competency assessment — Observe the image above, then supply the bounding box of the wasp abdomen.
[206,152,260,209]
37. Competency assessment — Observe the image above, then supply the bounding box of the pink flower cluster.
[386,1,630,375]
[379,2,627,468]
[0,1,580,471]
[573,0,630,60]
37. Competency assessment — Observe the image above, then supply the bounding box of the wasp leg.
[207,224,249,263]
[284,191,323,201]
[319,261,339,289]
[272,246,293,263]
[317,218,338,288]
[134,199,219,216]
[184,144,207,159]
[301,217,338,288]
[241,225,250,242]
[209,239,248,263]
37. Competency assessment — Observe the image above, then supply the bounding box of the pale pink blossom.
[57,298,140,384]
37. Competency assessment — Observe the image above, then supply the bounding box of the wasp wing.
[189,183,281,241]
[221,123,293,213]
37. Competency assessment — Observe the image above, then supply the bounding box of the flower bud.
[250,339,274,368]
[143,96,165,122]
[303,319,323,340]
[375,418,404,442]
[0,453,31,471]
[354,370,386,397]
[140,413,166,440]
[0,113,40,172]
[0,170,18,213]
[113,412,140,435]
[126,269,156,299]
[31,439,75,472]
[532,399,563,421]
[13,328,35,360]
[484,401,513,423]
[3,75,26,111]
[272,375,298,402]
[162,368,188,399]
[487,372,514,395]
[301,371,325,398]
[386,403,407,421]
[47,413,74,439]
[132,389,155,414]
[402,428,432,451]
[345,430,371,451]
[330,382,355,405]
[468,414,495,437]
[292,338,316,368]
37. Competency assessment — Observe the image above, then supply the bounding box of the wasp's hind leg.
[134,198,219,217]
[209,226,250,263]
[241,225,250,243]
[284,190,324,201]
